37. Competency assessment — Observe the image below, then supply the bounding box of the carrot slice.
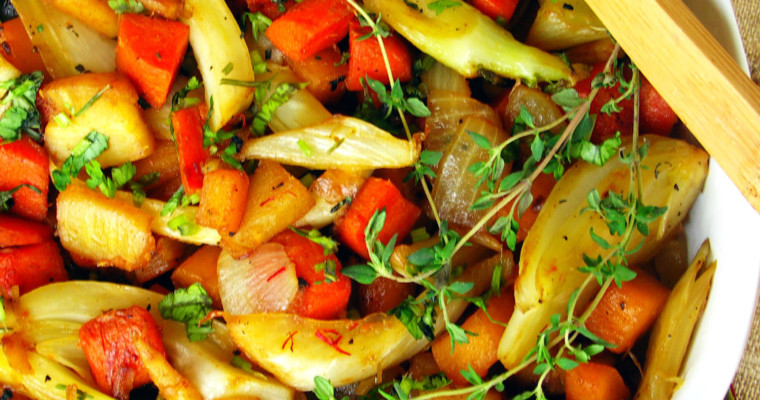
[586,270,670,354]
[345,21,412,91]
[0,215,53,248]
[471,0,520,23]
[116,13,190,108]
[171,104,209,194]
[0,136,49,221]
[0,18,46,74]
[334,177,421,260]
[270,229,351,319]
[79,306,166,400]
[565,362,631,400]
[265,0,354,62]
[0,240,67,296]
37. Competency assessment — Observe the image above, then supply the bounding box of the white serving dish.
[676,0,760,398]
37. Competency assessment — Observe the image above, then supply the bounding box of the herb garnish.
[0,71,43,143]
[158,283,214,342]
[0,184,41,213]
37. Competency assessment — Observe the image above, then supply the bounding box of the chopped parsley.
[158,283,214,342]
[0,71,43,143]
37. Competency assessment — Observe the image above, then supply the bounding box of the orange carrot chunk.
[79,306,167,400]
[345,21,412,91]
[471,0,520,23]
[586,270,670,354]
[334,177,421,260]
[197,168,250,235]
[0,18,46,74]
[265,0,354,62]
[0,136,49,221]
[565,362,631,400]
[288,46,349,104]
[270,229,351,319]
[171,104,209,195]
[432,287,515,385]
[0,215,53,248]
[116,13,190,108]
[0,240,67,296]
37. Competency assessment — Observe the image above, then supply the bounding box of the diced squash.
[57,183,155,271]
[287,46,348,104]
[222,161,314,258]
[38,72,155,168]
[197,168,250,235]
[432,287,515,385]
[133,140,181,190]
[43,0,119,38]
[128,237,189,285]
[171,245,223,308]
[180,0,255,131]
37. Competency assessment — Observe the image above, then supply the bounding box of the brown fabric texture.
[730,1,760,398]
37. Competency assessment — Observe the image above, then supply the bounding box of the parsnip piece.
[180,0,254,131]
[135,337,203,400]
[57,183,155,271]
[498,135,709,368]
[240,116,421,170]
[635,241,716,400]
[43,0,119,38]
[363,0,574,84]
[1,281,295,400]
[227,252,513,391]
[222,161,314,258]
[527,0,608,51]
[39,73,155,167]
[11,0,116,78]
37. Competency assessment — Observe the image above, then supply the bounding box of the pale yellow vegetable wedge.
[40,73,155,168]
[43,0,119,38]
[135,337,204,400]
[240,115,421,170]
[498,135,709,368]
[227,252,513,391]
[2,281,294,400]
[527,0,608,51]
[363,0,574,84]
[11,0,116,79]
[635,241,716,400]
[57,183,155,271]
[181,0,254,131]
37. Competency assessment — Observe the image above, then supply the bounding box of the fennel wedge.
[497,135,709,369]
[363,0,574,84]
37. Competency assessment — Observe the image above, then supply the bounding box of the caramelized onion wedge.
[498,135,709,369]
[227,252,513,391]
[218,244,298,315]
[240,116,421,170]
[635,241,716,400]
[3,282,294,400]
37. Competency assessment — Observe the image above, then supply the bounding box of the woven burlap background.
[730,0,760,398]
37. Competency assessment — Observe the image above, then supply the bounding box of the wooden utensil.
[584,0,760,213]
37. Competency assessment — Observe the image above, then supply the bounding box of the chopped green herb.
[251,82,308,135]
[0,71,43,143]
[222,62,234,76]
[52,131,110,192]
[297,139,313,157]
[428,0,462,15]
[108,0,145,14]
[168,214,201,236]
[158,283,214,341]
[240,12,272,42]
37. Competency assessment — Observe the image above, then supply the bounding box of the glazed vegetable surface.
[0,0,718,399]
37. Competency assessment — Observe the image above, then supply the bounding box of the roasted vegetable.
[180,0,254,131]
[526,0,608,51]
[227,252,513,391]
[0,281,295,399]
[363,0,574,84]
[498,135,709,368]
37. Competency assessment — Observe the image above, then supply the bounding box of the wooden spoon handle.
[585,0,760,213]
